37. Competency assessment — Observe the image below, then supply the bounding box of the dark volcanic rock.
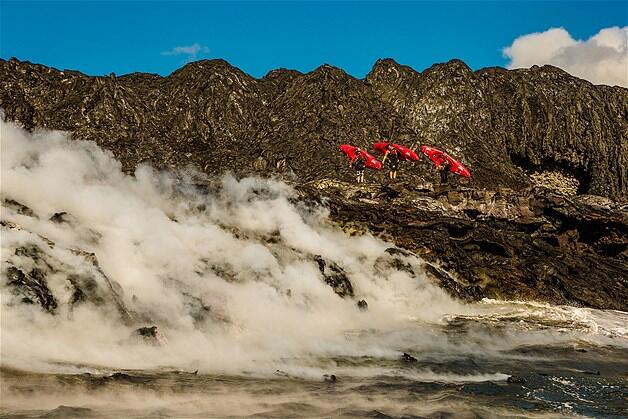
[3,199,36,217]
[304,181,628,311]
[1,58,627,310]
[507,375,526,384]
[323,373,337,383]
[401,352,418,363]
[374,250,417,277]
[6,265,57,312]
[356,299,368,311]
[1,218,133,320]
[367,59,628,198]
[1,57,626,199]
[50,211,75,224]
[41,405,95,418]
[314,255,354,297]
[133,325,168,345]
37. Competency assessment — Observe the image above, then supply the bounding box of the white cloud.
[503,26,628,87]
[161,43,210,61]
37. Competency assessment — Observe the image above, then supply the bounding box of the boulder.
[356,299,368,311]
[133,326,168,346]
[401,352,418,363]
[313,255,354,298]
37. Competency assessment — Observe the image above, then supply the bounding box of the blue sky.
[1,1,626,78]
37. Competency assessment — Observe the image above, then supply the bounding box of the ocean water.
[2,303,627,418]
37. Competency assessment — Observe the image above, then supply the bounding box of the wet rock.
[310,182,628,311]
[323,374,337,383]
[356,299,368,311]
[49,211,77,224]
[134,326,168,346]
[582,370,601,375]
[2,223,133,320]
[313,255,354,298]
[41,405,94,418]
[507,375,526,384]
[401,352,418,363]
[6,266,57,312]
[3,199,36,217]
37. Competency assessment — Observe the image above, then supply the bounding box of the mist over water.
[1,120,627,417]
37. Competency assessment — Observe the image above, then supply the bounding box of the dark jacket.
[351,152,366,171]
[387,149,400,169]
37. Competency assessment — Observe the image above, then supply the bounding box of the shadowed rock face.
[367,59,628,198]
[299,181,627,311]
[1,57,626,199]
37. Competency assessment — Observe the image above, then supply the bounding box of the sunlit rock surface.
[1,57,626,198]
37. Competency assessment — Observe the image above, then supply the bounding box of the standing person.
[382,144,401,180]
[349,149,367,183]
[438,157,452,184]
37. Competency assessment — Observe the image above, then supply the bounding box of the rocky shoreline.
[300,180,627,310]
[3,177,626,314]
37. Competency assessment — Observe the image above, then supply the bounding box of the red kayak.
[420,146,471,178]
[373,142,420,161]
[339,145,382,170]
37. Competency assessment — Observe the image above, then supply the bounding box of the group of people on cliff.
[345,142,458,184]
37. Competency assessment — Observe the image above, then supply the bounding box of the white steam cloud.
[161,43,210,61]
[503,26,628,87]
[0,120,465,375]
[1,120,625,382]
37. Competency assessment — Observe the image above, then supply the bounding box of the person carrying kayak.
[420,145,471,183]
[437,157,452,184]
[381,144,401,180]
[349,148,367,183]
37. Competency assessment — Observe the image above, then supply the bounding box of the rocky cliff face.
[299,181,627,310]
[366,59,628,198]
[1,57,627,311]
[1,57,626,199]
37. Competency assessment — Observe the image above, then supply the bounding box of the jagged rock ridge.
[1,57,626,199]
